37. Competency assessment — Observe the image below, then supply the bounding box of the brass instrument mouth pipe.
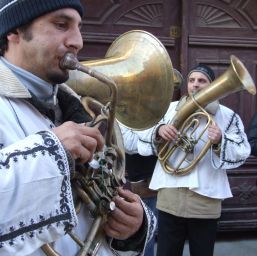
[59,53,118,147]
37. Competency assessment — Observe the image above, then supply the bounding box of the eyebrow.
[53,13,82,28]
[199,78,208,81]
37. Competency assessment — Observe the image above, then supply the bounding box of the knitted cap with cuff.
[188,64,215,83]
[0,0,84,38]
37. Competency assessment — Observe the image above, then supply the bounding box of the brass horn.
[158,55,256,176]
[66,29,174,130]
[41,30,175,255]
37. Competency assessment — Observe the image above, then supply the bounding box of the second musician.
[133,64,251,256]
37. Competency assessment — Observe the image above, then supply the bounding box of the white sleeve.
[212,110,251,169]
[0,131,77,256]
[119,102,178,157]
[119,123,155,156]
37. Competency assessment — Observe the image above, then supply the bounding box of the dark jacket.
[126,153,157,182]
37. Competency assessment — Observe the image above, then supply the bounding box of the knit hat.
[188,64,215,82]
[0,0,84,38]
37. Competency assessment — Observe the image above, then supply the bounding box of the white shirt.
[121,101,250,199]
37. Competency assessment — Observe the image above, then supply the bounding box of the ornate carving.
[237,0,257,30]
[197,4,240,28]
[116,4,163,27]
[189,35,257,48]
[82,0,120,24]
[231,182,257,202]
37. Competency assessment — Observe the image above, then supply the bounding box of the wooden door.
[182,0,257,232]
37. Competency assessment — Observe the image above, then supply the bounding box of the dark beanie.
[188,64,215,82]
[0,0,84,38]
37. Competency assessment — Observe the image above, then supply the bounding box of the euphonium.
[158,55,256,176]
[41,30,175,256]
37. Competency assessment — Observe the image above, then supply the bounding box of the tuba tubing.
[42,30,176,255]
[158,55,256,175]
[59,52,117,147]
[41,53,119,256]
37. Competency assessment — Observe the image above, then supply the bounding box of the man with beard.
[123,64,250,256]
[0,1,156,255]
[151,64,250,256]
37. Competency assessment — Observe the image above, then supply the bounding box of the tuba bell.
[41,30,175,256]
[158,55,256,176]
[66,30,174,130]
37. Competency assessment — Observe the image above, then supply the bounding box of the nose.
[192,81,199,89]
[66,27,83,53]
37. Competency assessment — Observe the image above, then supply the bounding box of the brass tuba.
[41,30,175,256]
[158,55,256,176]
[66,30,174,130]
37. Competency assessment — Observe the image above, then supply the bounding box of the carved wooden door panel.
[183,0,257,232]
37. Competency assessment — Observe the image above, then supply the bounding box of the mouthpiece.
[59,53,79,70]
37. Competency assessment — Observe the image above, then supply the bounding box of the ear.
[7,30,20,43]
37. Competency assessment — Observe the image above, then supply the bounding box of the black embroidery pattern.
[143,203,156,244]
[0,131,73,248]
[220,112,246,168]
[0,143,60,170]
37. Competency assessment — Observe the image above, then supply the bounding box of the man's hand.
[158,124,178,141]
[208,123,222,145]
[104,188,144,240]
[52,121,104,163]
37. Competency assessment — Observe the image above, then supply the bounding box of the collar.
[0,58,31,98]
[1,57,58,103]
